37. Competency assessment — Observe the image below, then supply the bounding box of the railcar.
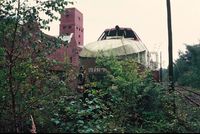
[78,25,158,91]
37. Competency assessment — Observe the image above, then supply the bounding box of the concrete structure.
[49,8,84,67]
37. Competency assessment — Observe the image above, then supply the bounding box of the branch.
[30,115,37,133]
[21,88,55,117]
[11,0,21,54]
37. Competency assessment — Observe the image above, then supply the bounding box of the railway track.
[175,86,200,107]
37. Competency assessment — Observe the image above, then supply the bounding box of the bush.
[52,56,187,133]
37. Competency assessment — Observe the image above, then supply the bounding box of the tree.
[174,44,200,88]
[0,0,73,132]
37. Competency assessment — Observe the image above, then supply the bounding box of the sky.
[44,0,200,68]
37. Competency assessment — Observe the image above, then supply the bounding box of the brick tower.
[48,7,83,68]
[60,7,84,67]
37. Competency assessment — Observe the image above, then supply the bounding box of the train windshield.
[98,28,138,41]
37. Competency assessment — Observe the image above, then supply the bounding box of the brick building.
[49,7,84,67]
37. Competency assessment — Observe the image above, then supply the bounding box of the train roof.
[97,25,141,41]
[79,39,147,58]
[79,25,148,58]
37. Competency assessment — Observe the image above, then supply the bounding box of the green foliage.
[175,93,200,133]
[174,44,200,88]
[52,56,186,133]
[1,0,199,132]
[0,0,73,132]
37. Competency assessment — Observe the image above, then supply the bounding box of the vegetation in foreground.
[0,0,199,133]
[47,56,200,133]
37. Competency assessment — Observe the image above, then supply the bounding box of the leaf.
[77,120,84,124]
[51,118,60,125]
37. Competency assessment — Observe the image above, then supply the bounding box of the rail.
[175,86,200,107]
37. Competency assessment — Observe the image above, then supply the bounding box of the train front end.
[78,26,150,91]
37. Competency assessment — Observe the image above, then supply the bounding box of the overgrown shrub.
[52,56,189,133]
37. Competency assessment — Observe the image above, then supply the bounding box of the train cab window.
[108,30,116,36]
[118,30,124,36]
[124,30,137,40]
[107,29,123,37]
[98,31,108,40]
[98,28,138,40]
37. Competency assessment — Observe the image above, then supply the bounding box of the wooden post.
[166,0,176,114]
[166,0,174,91]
